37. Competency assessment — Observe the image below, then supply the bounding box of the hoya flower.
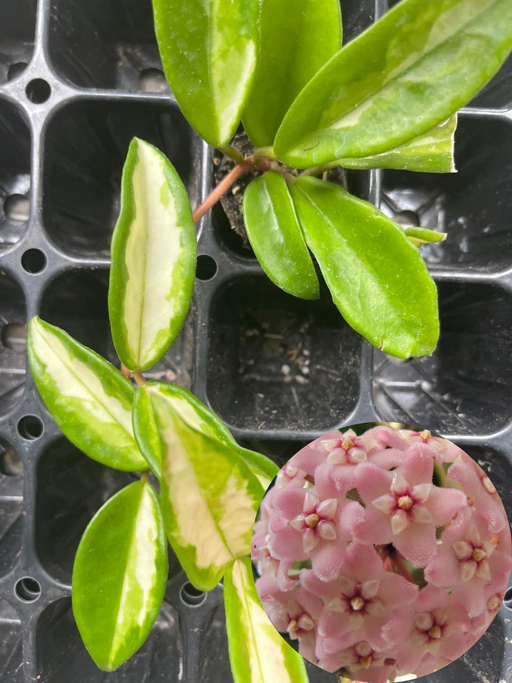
[348,445,466,566]
[252,424,512,682]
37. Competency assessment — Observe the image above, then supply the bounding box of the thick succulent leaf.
[243,172,319,300]
[27,317,147,471]
[152,393,264,591]
[338,116,457,173]
[153,0,261,147]
[275,0,512,167]
[133,381,277,485]
[405,227,448,247]
[243,0,342,148]
[73,481,168,671]
[225,558,309,683]
[290,178,439,358]
[109,138,196,372]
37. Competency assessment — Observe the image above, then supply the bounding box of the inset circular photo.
[252,423,512,682]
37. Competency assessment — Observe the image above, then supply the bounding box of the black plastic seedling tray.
[0,0,511,681]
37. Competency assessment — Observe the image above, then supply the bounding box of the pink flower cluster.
[252,426,512,682]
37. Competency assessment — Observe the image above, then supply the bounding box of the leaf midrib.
[233,562,266,681]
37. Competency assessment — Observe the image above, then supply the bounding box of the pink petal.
[453,578,487,618]
[311,540,346,582]
[317,609,352,640]
[424,545,461,588]
[365,425,409,451]
[312,463,343,498]
[396,443,435,486]
[393,522,438,567]
[274,487,307,519]
[488,548,512,588]
[292,434,339,474]
[276,559,297,592]
[447,460,481,499]
[415,583,448,612]
[296,586,324,621]
[347,506,394,545]
[366,599,387,617]
[354,463,393,506]
[381,609,416,646]
[343,542,385,582]
[473,495,508,534]
[299,568,339,602]
[268,525,307,561]
[369,447,407,470]
[360,615,390,652]
[378,572,419,609]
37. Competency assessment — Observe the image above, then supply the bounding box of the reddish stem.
[192,161,252,224]
[393,552,417,584]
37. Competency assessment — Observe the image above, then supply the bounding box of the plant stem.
[193,161,252,224]
[141,470,150,484]
[133,371,147,388]
[218,145,245,164]
[393,552,416,584]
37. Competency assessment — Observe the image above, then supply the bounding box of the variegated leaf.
[153,0,261,147]
[133,381,277,486]
[152,392,264,591]
[73,480,168,671]
[224,558,309,683]
[109,138,196,372]
[27,317,147,471]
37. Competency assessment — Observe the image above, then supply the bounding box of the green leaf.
[243,0,342,148]
[338,116,457,174]
[27,317,147,471]
[152,392,264,591]
[224,558,309,683]
[133,381,277,485]
[109,138,196,372]
[405,227,448,247]
[290,178,439,358]
[73,480,168,671]
[275,0,512,167]
[153,0,261,147]
[243,171,319,301]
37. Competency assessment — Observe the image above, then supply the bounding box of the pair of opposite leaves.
[28,318,305,679]
[153,0,512,161]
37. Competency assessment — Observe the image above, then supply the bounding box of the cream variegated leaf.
[151,393,264,591]
[132,381,278,486]
[73,481,168,671]
[109,138,196,372]
[224,558,309,683]
[27,317,147,471]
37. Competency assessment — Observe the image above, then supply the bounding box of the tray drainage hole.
[1,323,26,351]
[196,255,218,281]
[180,582,206,607]
[394,210,421,227]
[25,78,51,104]
[0,444,22,477]
[504,587,512,610]
[17,415,44,441]
[140,68,168,93]
[4,194,30,223]
[15,577,41,603]
[21,248,47,274]
[7,62,28,81]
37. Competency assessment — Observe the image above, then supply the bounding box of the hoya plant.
[26,0,512,682]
